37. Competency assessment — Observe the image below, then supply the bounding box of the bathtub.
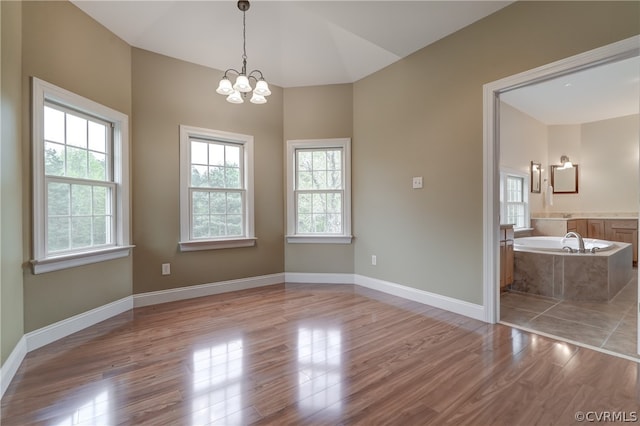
[514,236,615,253]
[511,237,632,301]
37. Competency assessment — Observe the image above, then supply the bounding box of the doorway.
[482,35,640,360]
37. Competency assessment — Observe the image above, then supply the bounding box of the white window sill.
[31,245,134,274]
[179,238,257,252]
[286,235,353,244]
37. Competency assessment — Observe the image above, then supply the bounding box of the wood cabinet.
[587,219,605,239]
[500,225,514,291]
[605,219,638,265]
[567,219,587,236]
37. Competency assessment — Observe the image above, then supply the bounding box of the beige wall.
[21,1,133,332]
[131,48,284,294]
[353,1,640,304]
[500,102,548,214]
[546,115,639,214]
[283,85,354,273]
[1,0,25,365]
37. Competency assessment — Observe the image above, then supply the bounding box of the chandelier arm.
[248,70,265,80]
[223,69,242,79]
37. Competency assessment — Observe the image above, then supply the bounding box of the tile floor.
[500,271,638,360]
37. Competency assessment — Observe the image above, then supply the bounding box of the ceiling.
[72,1,638,124]
[500,55,640,125]
[71,1,512,88]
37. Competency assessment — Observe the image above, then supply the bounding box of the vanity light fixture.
[560,155,574,169]
[216,1,271,105]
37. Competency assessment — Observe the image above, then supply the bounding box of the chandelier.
[216,0,271,104]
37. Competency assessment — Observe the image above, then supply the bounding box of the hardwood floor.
[2,283,639,425]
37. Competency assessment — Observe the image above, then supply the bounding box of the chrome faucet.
[564,232,585,253]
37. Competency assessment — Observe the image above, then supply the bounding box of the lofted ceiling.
[71,1,638,124]
[71,0,512,88]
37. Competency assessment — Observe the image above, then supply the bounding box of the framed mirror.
[530,161,541,193]
[551,164,579,193]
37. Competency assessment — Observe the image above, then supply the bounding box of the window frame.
[499,168,530,230]
[31,77,132,274]
[179,125,256,251]
[286,138,352,244]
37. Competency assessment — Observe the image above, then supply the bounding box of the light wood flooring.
[501,273,638,360]
[2,283,640,425]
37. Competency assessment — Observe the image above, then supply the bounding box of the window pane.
[327,193,342,213]
[44,106,65,143]
[193,191,210,215]
[327,214,342,233]
[312,171,326,189]
[209,166,225,188]
[208,143,224,166]
[297,193,312,214]
[226,145,240,168]
[193,215,210,239]
[297,172,313,190]
[312,151,326,171]
[66,114,87,149]
[210,215,226,237]
[44,142,65,176]
[88,121,106,153]
[326,150,341,171]
[93,216,108,245]
[192,141,208,165]
[227,192,242,215]
[191,165,208,187]
[226,167,241,189]
[48,182,70,216]
[312,193,326,214]
[328,171,342,189]
[93,186,108,215]
[210,192,226,214]
[313,214,327,233]
[66,146,88,178]
[227,215,242,236]
[298,214,312,234]
[297,151,312,172]
[71,184,92,215]
[89,152,106,181]
[48,217,70,252]
[71,216,92,249]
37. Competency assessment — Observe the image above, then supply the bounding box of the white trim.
[179,125,255,249]
[0,336,27,399]
[179,238,256,251]
[286,138,352,243]
[483,36,640,324]
[133,273,285,307]
[24,296,133,352]
[31,77,131,274]
[354,274,486,321]
[285,272,354,284]
[285,235,353,244]
[31,245,134,274]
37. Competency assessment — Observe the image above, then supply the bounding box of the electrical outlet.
[412,176,423,189]
[371,255,377,266]
[162,263,171,276]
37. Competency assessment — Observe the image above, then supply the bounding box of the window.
[286,138,352,244]
[500,170,529,229]
[179,126,255,251]
[31,78,131,274]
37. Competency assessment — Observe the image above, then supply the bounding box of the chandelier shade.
[217,1,271,105]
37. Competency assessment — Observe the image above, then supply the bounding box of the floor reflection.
[191,338,244,425]
[54,389,110,426]
[297,325,342,413]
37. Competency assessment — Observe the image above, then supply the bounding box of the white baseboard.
[285,272,354,284]
[133,273,286,307]
[354,274,486,321]
[25,296,133,353]
[0,336,26,399]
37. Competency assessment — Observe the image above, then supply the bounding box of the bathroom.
[497,55,640,359]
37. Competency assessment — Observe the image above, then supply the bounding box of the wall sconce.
[560,155,573,169]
